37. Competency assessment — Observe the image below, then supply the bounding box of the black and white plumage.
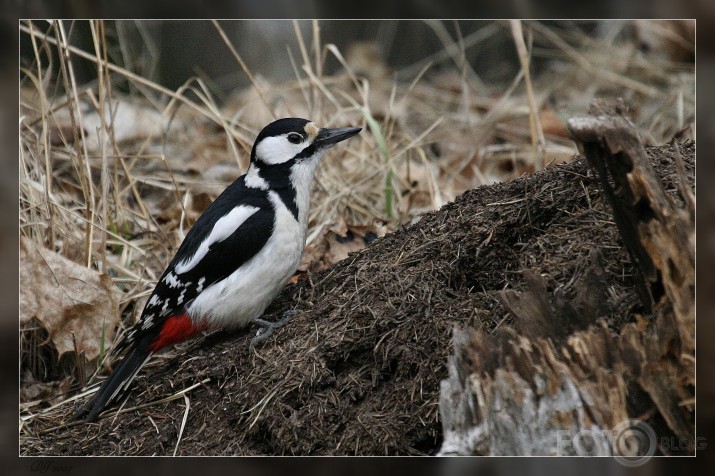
[73,118,361,422]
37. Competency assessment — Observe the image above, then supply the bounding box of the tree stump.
[438,102,694,458]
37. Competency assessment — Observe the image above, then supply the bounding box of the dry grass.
[19,20,694,432]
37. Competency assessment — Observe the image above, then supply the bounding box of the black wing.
[117,178,275,351]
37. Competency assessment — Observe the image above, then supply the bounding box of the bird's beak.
[314,126,362,147]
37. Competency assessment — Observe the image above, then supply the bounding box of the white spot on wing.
[163,271,183,288]
[175,205,260,274]
[197,277,206,293]
[147,294,162,308]
[142,314,155,330]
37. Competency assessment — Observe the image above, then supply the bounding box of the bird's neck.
[290,159,320,226]
[248,159,320,225]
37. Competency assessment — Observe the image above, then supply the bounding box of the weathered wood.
[568,105,694,380]
[438,103,694,457]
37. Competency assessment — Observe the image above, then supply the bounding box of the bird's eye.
[287,133,303,144]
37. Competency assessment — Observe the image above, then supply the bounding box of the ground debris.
[21,139,693,456]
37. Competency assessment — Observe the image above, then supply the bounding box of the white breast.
[186,192,306,328]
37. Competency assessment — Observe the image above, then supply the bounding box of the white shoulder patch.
[174,205,260,274]
[245,166,268,189]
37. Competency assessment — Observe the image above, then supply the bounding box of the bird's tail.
[71,344,152,422]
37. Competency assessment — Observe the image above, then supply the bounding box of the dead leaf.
[290,219,387,284]
[20,237,120,361]
[540,109,569,138]
[326,219,384,265]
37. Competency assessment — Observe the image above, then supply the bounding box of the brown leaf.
[540,109,569,138]
[325,220,384,266]
[20,237,120,361]
[289,219,387,284]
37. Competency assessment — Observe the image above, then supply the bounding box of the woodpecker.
[73,118,361,422]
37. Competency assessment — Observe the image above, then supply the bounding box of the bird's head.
[245,118,361,222]
[250,118,361,169]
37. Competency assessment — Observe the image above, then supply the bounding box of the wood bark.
[439,103,694,457]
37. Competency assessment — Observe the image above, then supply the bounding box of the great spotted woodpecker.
[73,118,361,422]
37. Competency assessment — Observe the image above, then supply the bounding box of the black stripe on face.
[293,142,319,162]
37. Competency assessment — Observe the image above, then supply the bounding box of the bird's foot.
[249,310,297,349]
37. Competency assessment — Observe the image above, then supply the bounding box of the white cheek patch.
[174,205,260,274]
[255,135,306,165]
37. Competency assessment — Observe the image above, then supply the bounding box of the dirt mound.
[21,142,694,456]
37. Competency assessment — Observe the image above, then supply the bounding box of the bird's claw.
[249,310,298,349]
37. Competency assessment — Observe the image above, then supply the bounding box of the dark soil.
[20,141,695,455]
